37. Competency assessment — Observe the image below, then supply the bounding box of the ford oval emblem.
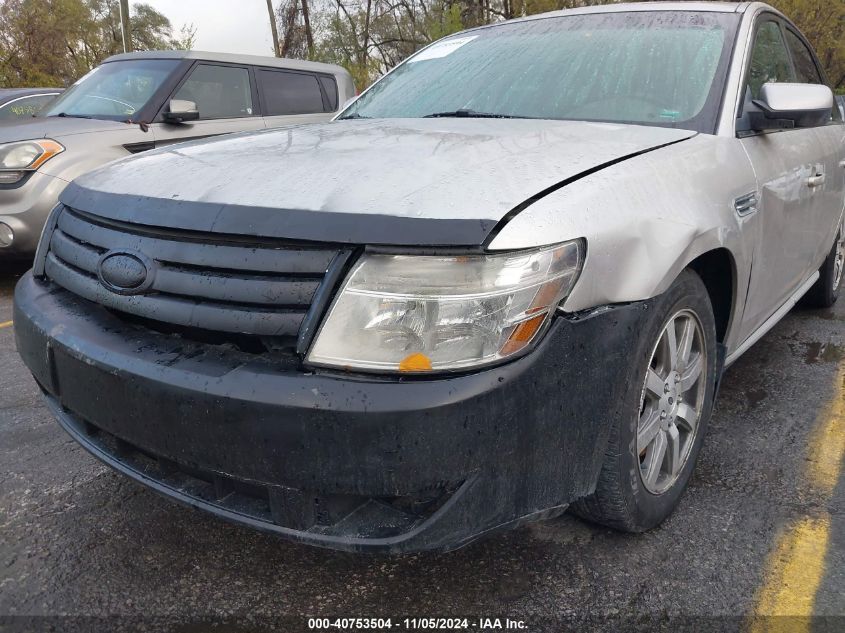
[97,250,156,295]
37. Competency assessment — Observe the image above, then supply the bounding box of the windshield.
[342,11,740,133]
[42,59,179,121]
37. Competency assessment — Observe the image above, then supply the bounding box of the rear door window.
[782,27,839,121]
[783,29,823,85]
[319,76,339,111]
[174,64,254,119]
[257,69,326,115]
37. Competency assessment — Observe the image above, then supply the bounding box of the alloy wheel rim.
[834,227,844,292]
[637,309,707,495]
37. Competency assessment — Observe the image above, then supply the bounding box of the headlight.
[307,240,584,373]
[0,140,65,183]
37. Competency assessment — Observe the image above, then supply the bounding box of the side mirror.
[164,99,199,123]
[750,83,833,131]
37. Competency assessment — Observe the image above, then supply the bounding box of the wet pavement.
[1,263,843,632]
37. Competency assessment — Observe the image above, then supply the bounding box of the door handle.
[839,159,845,169]
[808,173,826,188]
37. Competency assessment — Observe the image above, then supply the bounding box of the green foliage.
[428,4,465,41]
[0,0,196,88]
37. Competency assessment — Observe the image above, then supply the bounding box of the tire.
[572,269,718,532]
[802,224,844,309]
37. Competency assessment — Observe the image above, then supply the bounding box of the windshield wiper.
[53,112,93,119]
[337,112,370,120]
[423,109,525,119]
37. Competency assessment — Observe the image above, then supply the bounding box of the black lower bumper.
[14,273,650,553]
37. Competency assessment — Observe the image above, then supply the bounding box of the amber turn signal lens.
[500,313,547,356]
[398,352,433,372]
[29,140,65,170]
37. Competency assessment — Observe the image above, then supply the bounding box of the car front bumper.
[0,172,67,257]
[15,272,650,553]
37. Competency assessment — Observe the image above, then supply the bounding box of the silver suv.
[0,51,355,257]
[13,2,845,553]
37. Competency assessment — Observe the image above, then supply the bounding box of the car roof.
[521,2,758,17]
[452,2,781,36]
[0,88,62,106]
[102,50,350,77]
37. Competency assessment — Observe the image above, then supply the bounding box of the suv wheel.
[572,269,718,532]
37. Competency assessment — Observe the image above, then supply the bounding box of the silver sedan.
[13,1,845,552]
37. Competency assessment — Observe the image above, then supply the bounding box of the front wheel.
[572,269,718,532]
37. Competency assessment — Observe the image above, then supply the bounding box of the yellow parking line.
[806,368,845,497]
[750,516,831,632]
[750,365,844,631]
[0,320,12,329]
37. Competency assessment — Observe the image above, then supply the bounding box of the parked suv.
[15,2,845,553]
[0,51,354,257]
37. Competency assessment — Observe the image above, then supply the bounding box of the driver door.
[151,63,265,148]
[738,18,825,336]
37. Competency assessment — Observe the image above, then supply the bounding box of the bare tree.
[267,0,281,56]
[279,0,315,58]
[301,0,314,56]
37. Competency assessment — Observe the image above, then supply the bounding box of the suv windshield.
[342,11,740,133]
[42,59,179,121]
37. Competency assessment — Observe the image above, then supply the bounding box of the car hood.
[63,119,696,246]
[0,116,132,142]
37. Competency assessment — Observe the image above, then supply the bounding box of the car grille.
[43,206,350,348]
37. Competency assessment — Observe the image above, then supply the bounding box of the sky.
[144,0,277,57]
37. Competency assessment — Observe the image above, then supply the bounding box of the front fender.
[488,134,756,348]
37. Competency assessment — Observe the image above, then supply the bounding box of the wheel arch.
[685,247,737,345]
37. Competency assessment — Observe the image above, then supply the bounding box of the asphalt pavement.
[1,262,843,633]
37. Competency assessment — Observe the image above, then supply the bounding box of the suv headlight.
[307,240,584,373]
[0,140,65,184]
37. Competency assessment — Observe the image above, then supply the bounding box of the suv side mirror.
[164,99,199,123]
[750,83,833,131]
